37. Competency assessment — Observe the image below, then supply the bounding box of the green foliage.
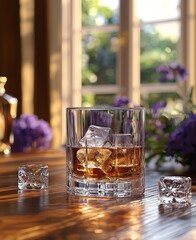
[82,94,95,107]
[144,63,196,168]
[140,26,177,83]
[82,32,117,86]
[82,0,118,88]
[82,94,115,107]
[82,0,116,27]
[141,92,179,108]
[94,94,115,106]
[145,111,177,166]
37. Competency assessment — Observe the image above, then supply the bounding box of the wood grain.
[0,151,195,240]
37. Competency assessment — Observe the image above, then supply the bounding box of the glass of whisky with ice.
[66,107,145,198]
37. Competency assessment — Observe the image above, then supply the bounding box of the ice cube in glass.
[79,125,112,147]
[18,164,49,190]
[158,176,191,206]
[112,133,133,147]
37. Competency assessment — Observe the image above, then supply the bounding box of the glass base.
[66,175,145,198]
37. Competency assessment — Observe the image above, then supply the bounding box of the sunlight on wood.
[20,0,34,114]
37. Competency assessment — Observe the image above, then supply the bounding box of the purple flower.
[151,101,167,116]
[175,64,188,81]
[166,114,196,162]
[155,119,165,130]
[156,63,188,82]
[11,114,53,152]
[112,96,131,107]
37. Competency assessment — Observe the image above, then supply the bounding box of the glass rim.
[66,106,145,111]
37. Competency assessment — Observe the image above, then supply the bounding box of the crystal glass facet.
[18,164,49,190]
[66,107,145,198]
[158,176,192,206]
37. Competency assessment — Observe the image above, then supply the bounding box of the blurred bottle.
[0,77,18,154]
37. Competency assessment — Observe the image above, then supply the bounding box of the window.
[78,0,195,107]
[61,0,196,140]
[81,0,141,106]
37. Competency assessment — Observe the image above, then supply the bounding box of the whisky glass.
[66,107,145,198]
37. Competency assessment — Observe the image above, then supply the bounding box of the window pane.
[82,0,119,27]
[137,0,180,22]
[82,32,118,86]
[82,0,120,107]
[82,94,115,107]
[141,22,180,83]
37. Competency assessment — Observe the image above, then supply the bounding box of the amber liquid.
[72,146,143,180]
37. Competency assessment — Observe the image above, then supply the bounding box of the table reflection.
[67,195,144,239]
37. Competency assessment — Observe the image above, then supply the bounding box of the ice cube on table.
[79,125,112,147]
[18,164,49,190]
[158,176,192,207]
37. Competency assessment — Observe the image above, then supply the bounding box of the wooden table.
[0,151,195,240]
